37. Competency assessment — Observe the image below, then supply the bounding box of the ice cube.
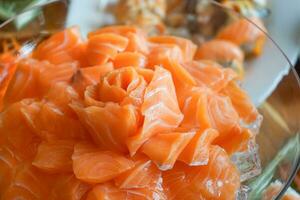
[231,140,262,182]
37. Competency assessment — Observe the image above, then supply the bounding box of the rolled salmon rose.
[71,67,154,153]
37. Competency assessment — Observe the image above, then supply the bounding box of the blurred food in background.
[109,0,269,78]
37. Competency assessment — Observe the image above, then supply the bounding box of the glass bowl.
[0,0,299,199]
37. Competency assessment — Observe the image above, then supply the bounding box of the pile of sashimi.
[0,25,262,200]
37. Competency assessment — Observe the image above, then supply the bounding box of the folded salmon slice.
[113,52,147,68]
[86,33,129,66]
[72,142,134,184]
[32,140,75,173]
[89,25,149,54]
[149,35,197,61]
[141,131,195,170]
[163,146,240,200]
[33,26,86,65]
[183,60,237,92]
[50,174,91,200]
[72,62,114,96]
[114,156,161,189]
[86,182,167,200]
[21,101,89,141]
[4,59,40,105]
[0,100,40,160]
[71,103,138,153]
[221,81,259,123]
[0,53,17,111]
[127,67,183,155]
[0,145,19,195]
[1,163,54,200]
[178,128,219,166]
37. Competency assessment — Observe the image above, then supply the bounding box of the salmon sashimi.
[0,53,17,111]
[1,164,54,200]
[86,33,129,66]
[178,128,219,166]
[72,62,114,96]
[141,131,195,170]
[32,140,75,173]
[127,67,183,155]
[44,82,81,117]
[221,81,259,123]
[183,60,237,92]
[195,39,245,78]
[89,25,149,54]
[96,67,147,106]
[4,59,40,105]
[149,36,197,61]
[86,181,166,200]
[163,146,240,200]
[114,156,160,189]
[50,174,91,200]
[71,103,138,153]
[215,128,253,155]
[21,101,89,141]
[0,101,40,160]
[147,44,184,67]
[33,26,86,66]
[217,17,266,56]
[113,52,147,68]
[72,142,134,184]
[38,61,78,93]
[0,145,19,195]
[4,58,78,105]
[0,25,263,199]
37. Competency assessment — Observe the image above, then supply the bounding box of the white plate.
[67,0,300,106]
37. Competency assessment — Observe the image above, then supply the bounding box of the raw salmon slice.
[127,67,183,155]
[72,62,114,96]
[114,156,161,189]
[149,35,197,61]
[178,128,219,166]
[217,17,266,56]
[4,59,40,105]
[215,128,253,155]
[72,142,134,184]
[0,100,40,160]
[147,44,184,67]
[86,182,166,200]
[183,60,237,92]
[0,145,19,195]
[89,25,149,54]
[71,103,138,153]
[86,33,129,66]
[0,53,17,111]
[33,26,85,65]
[38,61,78,94]
[221,81,259,123]
[113,52,147,68]
[32,140,75,173]
[44,82,81,117]
[50,174,91,200]
[1,164,54,200]
[141,131,195,170]
[195,39,244,63]
[21,101,89,141]
[4,59,78,105]
[163,146,240,200]
[96,67,147,106]
[195,39,244,78]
